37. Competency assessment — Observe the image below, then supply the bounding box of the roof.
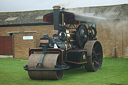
[0,10,52,26]
[68,4,128,20]
[0,4,128,26]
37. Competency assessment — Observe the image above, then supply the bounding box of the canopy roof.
[43,11,106,24]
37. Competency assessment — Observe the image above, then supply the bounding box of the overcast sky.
[0,0,128,12]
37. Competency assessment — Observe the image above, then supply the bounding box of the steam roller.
[24,6,105,80]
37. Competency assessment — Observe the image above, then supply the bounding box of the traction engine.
[24,6,104,80]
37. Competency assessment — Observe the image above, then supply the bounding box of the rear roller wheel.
[28,54,63,80]
[84,41,103,72]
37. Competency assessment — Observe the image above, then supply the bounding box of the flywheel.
[76,25,88,48]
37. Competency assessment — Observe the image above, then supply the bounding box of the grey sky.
[0,0,128,12]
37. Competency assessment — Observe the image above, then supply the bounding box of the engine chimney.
[53,6,61,30]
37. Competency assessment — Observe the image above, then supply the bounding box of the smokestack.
[53,6,61,30]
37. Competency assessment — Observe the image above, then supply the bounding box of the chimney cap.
[53,6,61,9]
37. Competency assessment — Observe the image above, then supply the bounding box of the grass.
[0,57,128,85]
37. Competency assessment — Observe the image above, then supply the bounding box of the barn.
[0,4,128,58]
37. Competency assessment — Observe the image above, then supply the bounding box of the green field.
[0,57,128,85]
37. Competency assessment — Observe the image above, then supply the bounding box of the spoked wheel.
[84,41,103,72]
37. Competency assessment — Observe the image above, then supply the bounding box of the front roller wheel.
[28,54,63,80]
[84,41,103,72]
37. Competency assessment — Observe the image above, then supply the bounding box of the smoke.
[56,1,71,8]
[66,7,106,23]
[66,5,128,57]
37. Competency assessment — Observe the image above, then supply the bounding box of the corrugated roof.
[0,4,128,26]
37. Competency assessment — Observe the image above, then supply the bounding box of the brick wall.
[0,25,53,58]
[0,25,53,46]
[97,21,128,57]
[13,32,36,58]
[0,21,128,58]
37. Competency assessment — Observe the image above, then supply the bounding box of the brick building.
[0,4,128,58]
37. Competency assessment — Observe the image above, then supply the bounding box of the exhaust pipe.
[53,6,61,30]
